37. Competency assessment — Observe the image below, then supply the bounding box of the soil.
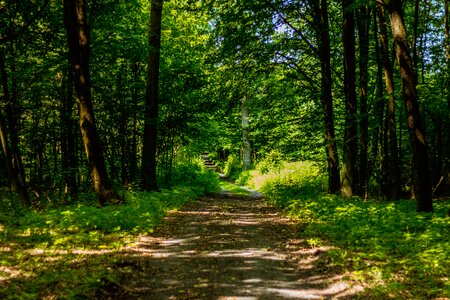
[101,188,363,299]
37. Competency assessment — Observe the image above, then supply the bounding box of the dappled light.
[109,193,364,299]
[0,0,449,298]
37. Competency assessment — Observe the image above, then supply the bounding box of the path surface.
[107,190,362,299]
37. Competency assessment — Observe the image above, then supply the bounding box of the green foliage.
[247,161,325,208]
[258,168,450,299]
[0,166,220,299]
[219,181,252,196]
[256,150,284,174]
[223,153,243,179]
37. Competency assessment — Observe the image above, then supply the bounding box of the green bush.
[223,154,242,179]
[252,161,324,208]
[256,150,284,174]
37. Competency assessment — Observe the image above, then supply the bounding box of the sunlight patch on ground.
[24,248,115,256]
[0,266,32,282]
[266,288,324,299]
[217,297,258,300]
[204,249,286,260]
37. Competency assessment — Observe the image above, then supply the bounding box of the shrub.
[223,154,242,179]
[248,160,325,208]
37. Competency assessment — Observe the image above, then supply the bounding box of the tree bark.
[377,3,402,200]
[61,64,78,200]
[357,6,370,199]
[370,9,387,197]
[0,110,14,191]
[315,0,341,194]
[386,0,433,212]
[130,62,140,182]
[341,0,358,198]
[444,0,450,194]
[241,96,251,170]
[142,0,163,191]
[63,0,121,205]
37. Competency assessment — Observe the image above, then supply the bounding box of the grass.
[245,159,450,299]
[284,195,449,299]
[0,163,220,299]
[219,180,253,196]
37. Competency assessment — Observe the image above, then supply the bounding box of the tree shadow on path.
[105,192,363,299]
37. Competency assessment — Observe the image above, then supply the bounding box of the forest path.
[106,188,362,299]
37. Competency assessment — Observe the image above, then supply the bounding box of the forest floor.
[100,186,364,299]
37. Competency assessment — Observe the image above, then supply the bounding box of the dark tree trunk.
[0,110,14,190]
[63,0,122,205]
[130,62,140,182]
[61,64,78,200]
[0,49,30,206]
[142,0,163,191]
[314,0,341,193]
[386,0,433,212]
[341,0,358,198]
[377,4,402,200]
[370,10,387,196]
[357,6,370,199]
[444,0,450,195]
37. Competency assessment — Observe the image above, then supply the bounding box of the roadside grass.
[249,160,450,299]
[0,164,220,299]
[219,180,253,196]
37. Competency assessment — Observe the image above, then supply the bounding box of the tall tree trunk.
[61,65,78,200]
[314,0,341,194]
[444,0,450,194]
[241,96,251,170]
[377,4,402,200]
[341,0,358,197]
[370,10,387,196]
[357,6,370,199]
[0,49,30,206]
[142,0,163,191]
[63,0,121,205]
[130,62,140,182]
[0,111,14,191]
[386,0,432,212]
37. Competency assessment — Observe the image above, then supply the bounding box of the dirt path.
[106,190,362,299]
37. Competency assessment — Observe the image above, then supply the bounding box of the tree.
[341,0,358,198]
[142,0,164,191]
[357,5,370,198]
[0,50,30,206]
[444,0,450,194]
[385,0,433,212]
[312,0,341,194]
[63,0,122,205]
[241,96,251,170]
[376,3,401,200]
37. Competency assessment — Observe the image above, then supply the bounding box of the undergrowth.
[250,160,450,299]
[0,160,220,299]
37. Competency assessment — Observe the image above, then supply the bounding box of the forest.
[0,0,449,299]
